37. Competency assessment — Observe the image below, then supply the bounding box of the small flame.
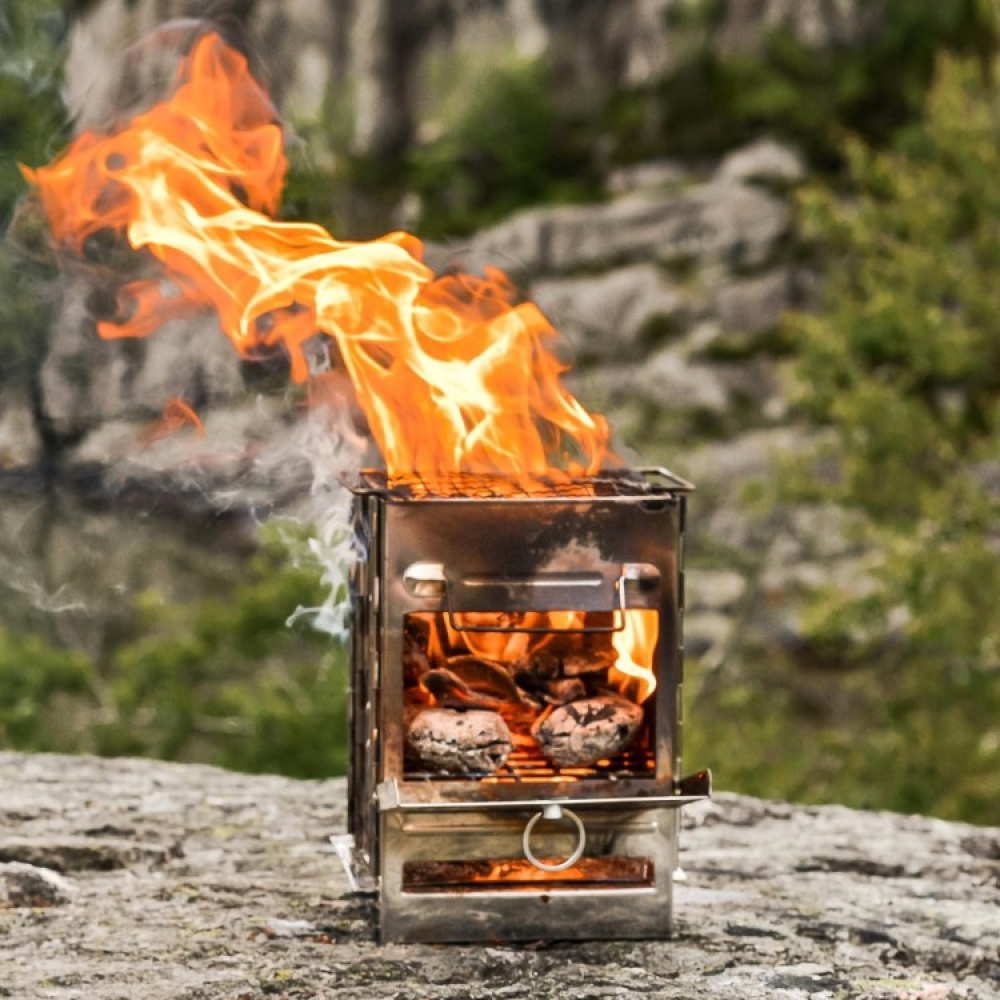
[139,396,205,447]
[25,32,611,483]
[546,610,587,632]
[451,610,588,663]
[455,613,532,663]
[610,609,658,703]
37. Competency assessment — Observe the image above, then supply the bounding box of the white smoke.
[283,399,365,641]
[0,555,88,615]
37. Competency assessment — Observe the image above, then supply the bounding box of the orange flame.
[139,397,205,447]
[449,610,589,663]
[25,32,610,483]
[610,609,658,703]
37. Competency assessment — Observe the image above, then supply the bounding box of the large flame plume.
[24,32,610,484]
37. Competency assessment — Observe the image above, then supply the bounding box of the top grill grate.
[351,467,694,501]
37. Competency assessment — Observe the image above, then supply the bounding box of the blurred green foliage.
[685,55,1000,825]
[641,0,998,167]
[406,56,602,240]
[281,54,606,241]
[0,0,67,389]
[389,0,999,237]
[0,1,67,211]
[0,523,349,778]
[790,53,1000,622]
[0,628,95,750]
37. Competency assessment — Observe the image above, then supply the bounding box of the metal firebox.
[341,468,710,944]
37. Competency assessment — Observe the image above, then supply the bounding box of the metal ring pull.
[522,804,587,872]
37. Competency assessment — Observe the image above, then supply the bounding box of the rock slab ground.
[0,752,997,999]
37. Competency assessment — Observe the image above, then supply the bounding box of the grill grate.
[352,467,693,501]
[406,748,656,783]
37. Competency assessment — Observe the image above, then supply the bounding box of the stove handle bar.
[446,571,628,634]
[402,562,660,633]
[636,466,696,493]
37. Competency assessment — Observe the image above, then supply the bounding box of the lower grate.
[405,748,656,783]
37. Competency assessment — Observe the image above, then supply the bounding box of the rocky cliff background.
[0,0,998,825]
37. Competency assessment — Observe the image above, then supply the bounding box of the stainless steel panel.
[379,806,680,943]
[346,472,706,943]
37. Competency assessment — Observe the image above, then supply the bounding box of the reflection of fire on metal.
[25,30,711,944]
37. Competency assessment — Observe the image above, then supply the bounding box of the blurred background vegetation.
[1,0,998,825]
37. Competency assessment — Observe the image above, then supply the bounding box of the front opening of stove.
[343,469,711,943]
[400,603,659,893]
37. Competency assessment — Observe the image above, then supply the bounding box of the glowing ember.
[24,31,610,484]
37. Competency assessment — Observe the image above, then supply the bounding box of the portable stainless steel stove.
[340,467,710,943]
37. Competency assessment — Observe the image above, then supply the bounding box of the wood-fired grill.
[339,467,711,943]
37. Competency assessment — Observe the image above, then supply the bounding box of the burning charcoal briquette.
[531,695,644,767]
[445,655,522,703]
[544,677,587,705]
[421,665,519,712]
[561,651,616,677]
[406,708,513,774]
[514,651,560,688]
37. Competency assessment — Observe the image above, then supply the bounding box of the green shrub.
[0,0,67,388]
[0,628,97,749]
[407,57,601,239]
[791,56,1000,518]
[636,0,998,167]
[0,521,351,779]
[97,523,350,776]
[701,54,1000,825]
[0,1,67,213]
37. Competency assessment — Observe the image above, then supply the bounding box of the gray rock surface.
[66,399,315,515]
[1,751,997,999]
[39,280,246,443]
[716,139,808,187]
[686,568,748,613]
[615,350,731,413]
[0,861,76,908]
[716,0,880,55]
[464,181,789,275]
[606,160,690,197]
[714,268,798,338]
[531,265,687,362]
[0,394,42,471]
